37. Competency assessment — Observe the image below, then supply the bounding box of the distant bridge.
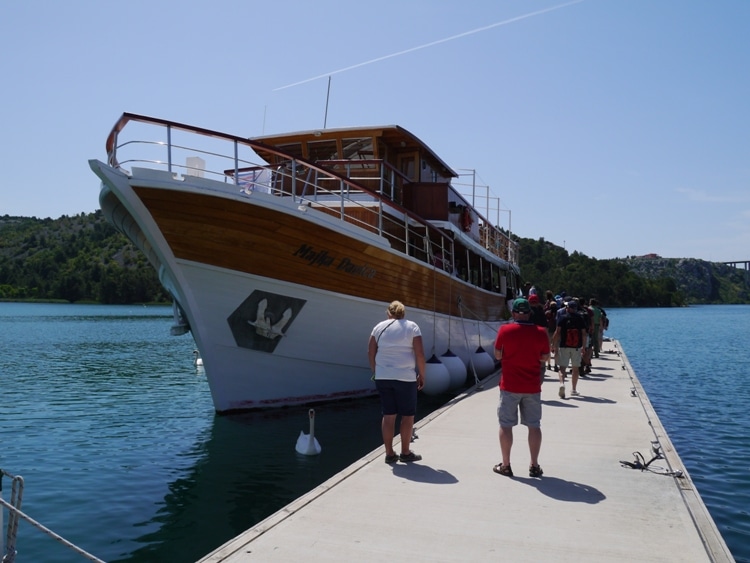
[723,261,750,286]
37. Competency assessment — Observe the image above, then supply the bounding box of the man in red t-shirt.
[492,298,550,478]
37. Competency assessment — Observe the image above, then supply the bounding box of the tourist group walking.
[368,293,607,479]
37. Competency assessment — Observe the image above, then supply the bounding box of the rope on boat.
[457,297,482,387]
[1,469,22,563]
[455,298,506,333]
[429,238,439,356]
[1,469,105,563]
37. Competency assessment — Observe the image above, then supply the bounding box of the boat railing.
[1,468,105,562]
[103,113,517,287]
[318,159,405,202]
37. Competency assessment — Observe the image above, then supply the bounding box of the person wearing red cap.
[528,294,548,384]
[528,294,546,325]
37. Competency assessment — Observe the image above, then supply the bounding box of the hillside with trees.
[1,214,747,306]
[0,213,168,304]
[517,237,749,306]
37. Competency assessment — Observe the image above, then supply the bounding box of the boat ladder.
[1,468,105,563]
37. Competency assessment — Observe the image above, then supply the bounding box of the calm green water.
[1,303,749,562]
[0,303,446,562]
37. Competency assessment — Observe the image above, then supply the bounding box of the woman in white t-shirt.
[368,300,426,464]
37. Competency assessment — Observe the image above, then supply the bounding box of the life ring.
[460,207,473,232]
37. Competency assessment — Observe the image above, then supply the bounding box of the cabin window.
[274,142,304,161]
[420,161,438,183]
[470,269,479,286]
[307,140,339,162]
[482,263,492,290]
[398,153,417,181]
[341,137,374,160]
[492,269,500,292]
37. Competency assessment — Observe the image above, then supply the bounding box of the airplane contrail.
[274,0,584,91]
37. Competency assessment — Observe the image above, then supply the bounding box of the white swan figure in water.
[295,409,321,456]
[193,350,203,367]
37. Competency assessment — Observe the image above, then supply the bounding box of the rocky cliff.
[623,257,750,304]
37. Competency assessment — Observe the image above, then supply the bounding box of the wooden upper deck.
[250,125,457,184]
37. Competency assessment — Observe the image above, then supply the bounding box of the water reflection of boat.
[90,114,519,413]
[113,396,448,562]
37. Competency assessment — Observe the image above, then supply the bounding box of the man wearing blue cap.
[492,297,551,478]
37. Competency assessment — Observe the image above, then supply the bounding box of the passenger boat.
[89,113,520,413]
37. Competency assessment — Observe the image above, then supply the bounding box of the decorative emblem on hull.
[248,299,291,338]
[228,291,306,352]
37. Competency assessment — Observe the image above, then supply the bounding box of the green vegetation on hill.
[0,213,169,304]
[2,214,747,307]
[517,237,749,307]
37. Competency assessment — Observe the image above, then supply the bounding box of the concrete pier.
[198,341,735,562]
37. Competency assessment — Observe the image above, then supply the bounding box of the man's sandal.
[492,464,513,477]
[529,464,543,478]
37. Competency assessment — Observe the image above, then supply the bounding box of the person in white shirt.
[368,301,426,464]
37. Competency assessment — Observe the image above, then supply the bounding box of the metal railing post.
[233,141,239,185]
[166,125,173,174]
[108,131,118,167]
[340,178,346,218]
[291,160,297,201]
[404,217,411,256]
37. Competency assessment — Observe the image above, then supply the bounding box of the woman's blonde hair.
[387,300,406,319]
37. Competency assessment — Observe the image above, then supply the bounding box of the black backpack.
[544,302,557,332]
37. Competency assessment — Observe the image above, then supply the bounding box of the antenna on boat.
[323,76,332,128]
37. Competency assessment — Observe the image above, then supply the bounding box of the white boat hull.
[172,259,499,411]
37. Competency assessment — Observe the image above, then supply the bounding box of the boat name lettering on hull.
[294,244,335,267]
[293,244,376,279]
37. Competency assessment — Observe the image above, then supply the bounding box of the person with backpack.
[529,294,547,327]
[589,298,605,358]
[529,294,549,382]
[579,299,594,375]
[552,298,588,398]
[543,291,559,372]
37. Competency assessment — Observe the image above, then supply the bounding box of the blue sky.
[2,0,748,263]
